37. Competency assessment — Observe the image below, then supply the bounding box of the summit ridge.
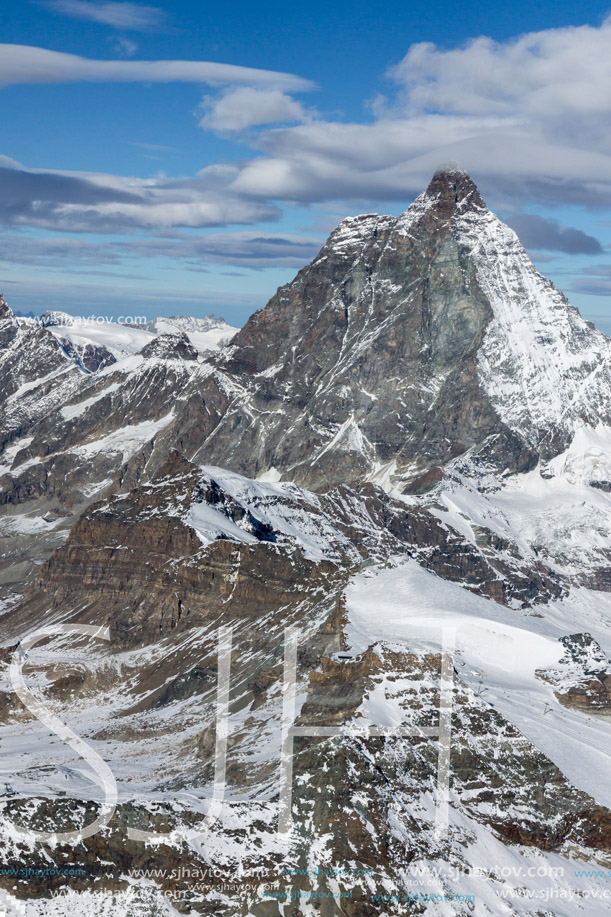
[1,169,610,514]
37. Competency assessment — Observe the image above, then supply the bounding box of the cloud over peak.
[4,20,611,263]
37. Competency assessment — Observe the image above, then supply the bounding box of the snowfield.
[42,312,238,362]
[346,559,611,808]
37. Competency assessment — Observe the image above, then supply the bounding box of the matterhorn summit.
[182,169,611,489]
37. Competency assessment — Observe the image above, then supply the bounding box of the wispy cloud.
[0,235,113,267]
[0,230,322,272]
[0,277,263,321]
[0,45,313,91]
[112,36,138,56]
[128,141,175,152]
[130,231,323,268]
[0,160,279,232]
[571,265,611,296]
[43,1,165,31]
[506,214,604,255]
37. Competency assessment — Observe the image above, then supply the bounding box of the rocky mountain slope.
[1,449,610,915]
[0,302,236,596]
[190,170,611,489]
[1,170,611,916]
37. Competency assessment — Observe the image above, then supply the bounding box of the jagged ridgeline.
[1,171,611,917]
[2,169,611,517]
[207,168,611,489]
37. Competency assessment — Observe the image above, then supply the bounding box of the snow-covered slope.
[40,310,238,365]
[141,315,238,352]
[346,558,611,806]
[2,445,610,914]
[454,198,611,446]
[41,310,153,361]
[429,423,611,587]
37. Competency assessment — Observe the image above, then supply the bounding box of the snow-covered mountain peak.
[33,310,239,370]
[424,167,486,210]
[141,313,233,334]
[138,331,199,361]
[39,309,77,327]
[323,171,484,255]
[0,293,14,323]
[3,176,611,914]
[216,170,611,489]
[453,194,611,446]
[391,169,487,239]
[2,173,611,504]
[141,314,238,351]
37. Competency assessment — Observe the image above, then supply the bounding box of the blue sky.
[1,1,611,331]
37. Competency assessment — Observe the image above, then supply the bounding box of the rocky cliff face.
[0,295,79,434]
[9,450,562,648]
[0,303,232,598]
[180,169,611,490]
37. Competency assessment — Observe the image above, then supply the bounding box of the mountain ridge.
[186,168,611,489]
[2,169,610,588]
[1,171,611,915]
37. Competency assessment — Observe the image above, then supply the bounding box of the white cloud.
[5,20,611,241]
[45,1,165,30]
[200,87,308,133]
[112,36,138,56]
[389,17,611,119]
[0,44,313,91]
[215,17,611,210]
[222,114,611,207]
[0,158,280,231]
